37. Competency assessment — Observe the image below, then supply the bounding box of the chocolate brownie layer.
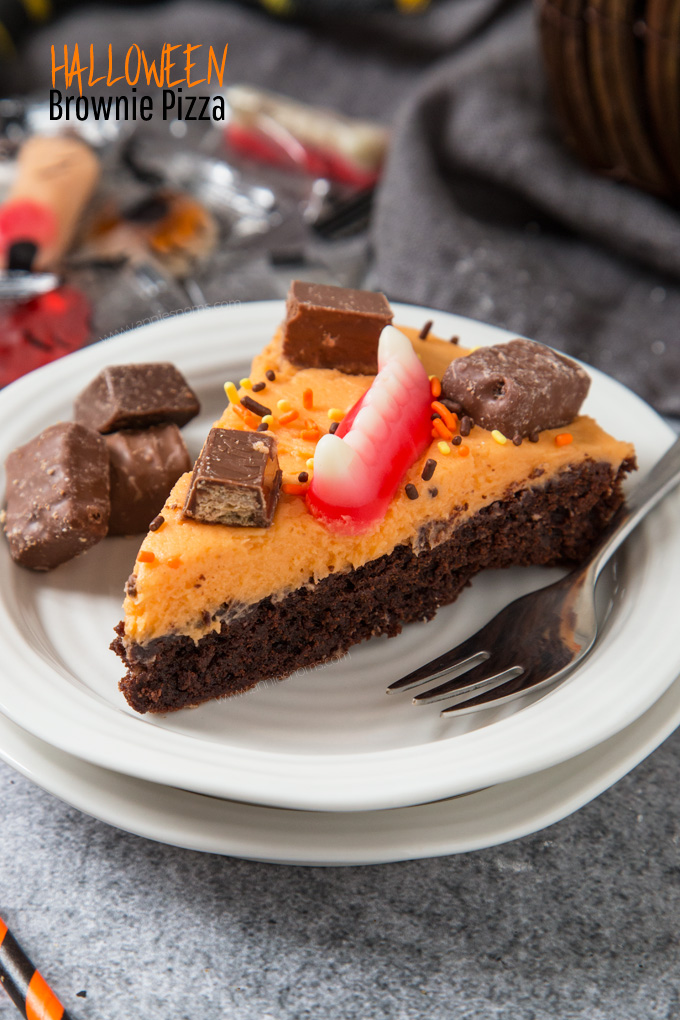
[113,456,634,714]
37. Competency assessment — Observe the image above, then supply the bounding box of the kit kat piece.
[106,424,191,536]
[183,428,281,527]
[441,339,590,441]
[74,362,199,434]
[4,422,110,570]
[283,281,393,374]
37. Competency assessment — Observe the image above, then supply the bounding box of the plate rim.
[0,299,677,812]
[1,659,679,864]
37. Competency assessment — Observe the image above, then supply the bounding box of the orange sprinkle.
[432,417,453,442]
[431,401,458,432]
[137,550,155,563]
[430,377,442,399]
[302,388,314,410]
[283,482,308,495]
[166,556,182,569]
[555,432,573,447]
[301,428,321,442]
[458,444,470,457]
[232,404,259,428]
[279,409,300,426]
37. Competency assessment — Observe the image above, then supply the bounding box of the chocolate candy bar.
[106,424,191,536]
[74,363,199,434]
[183,428,282,528]
[3,422,110,570]
[283,281,393,375]
[441,339,590,441]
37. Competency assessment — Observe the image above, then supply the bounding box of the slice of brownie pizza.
[112,283,635,713]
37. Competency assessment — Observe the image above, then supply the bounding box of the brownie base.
[113,456,634,714]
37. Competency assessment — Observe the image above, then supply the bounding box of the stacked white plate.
[0,302,678,865]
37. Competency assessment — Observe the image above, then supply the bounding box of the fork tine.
[440,671,547,716]
[440,655,583,716]
[386,638,490,694]
[413,661,524,705]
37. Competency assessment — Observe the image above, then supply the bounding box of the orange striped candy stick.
[0,917,74,1020]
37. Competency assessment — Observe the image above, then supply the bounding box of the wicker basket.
[536,0,680,198]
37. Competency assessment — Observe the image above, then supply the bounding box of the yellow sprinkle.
[262,414,274,425]
[277,399,292,413]
[224,381,239,405]
[306,458,314,470]
[239,377,253,390]
[437,441,451,456]
[328,408,344,422]
[491,430,507,445]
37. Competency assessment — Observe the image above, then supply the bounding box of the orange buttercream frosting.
[121,328,634,645]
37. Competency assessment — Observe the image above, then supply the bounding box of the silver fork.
[387,435,680,716]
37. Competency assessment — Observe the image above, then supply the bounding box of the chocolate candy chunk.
[283,280,393,375]
[74,362,199,433]
[441,339,590,440]
[4,422,109,571]
[106,424,191,536]
[183,428,282,528]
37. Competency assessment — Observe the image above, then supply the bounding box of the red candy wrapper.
[0,286,91,388]
[224,85,389,190]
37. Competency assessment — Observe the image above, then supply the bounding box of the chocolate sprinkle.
[298,471,309,483]
[512,435,523,446]
[125,573,137,598]
[405,483,419,500]
[460,416,472,437]
[441,398,462,414]
[452,435,462,446]
[329,421,339,434]
[428,486,439,497]
[252,381,266,392]
[421,458,436,482]
[450,336,460,345]
[529,430,540,443]
[418,320,433,340]
[149,514,165,532]
[256,422,269,432]
[241,395,272,418]
[265,370,276,382]
[430,413,441,421]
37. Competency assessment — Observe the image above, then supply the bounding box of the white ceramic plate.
[0,302,677,812]
[2,658,680,865]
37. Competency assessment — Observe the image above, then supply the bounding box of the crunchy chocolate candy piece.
[441,339,590,440]
[106,424,191,536]
[4,422,109,570]
[183,428,282,528]
[283,280,393,375]
[74,362,199,434]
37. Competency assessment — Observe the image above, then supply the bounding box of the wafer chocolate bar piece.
[283,281,393,374]
[3,422,110,570]
[106,423,191,536]
[441,339,590,441]
[183,428,282,527]
[74,362,199,433]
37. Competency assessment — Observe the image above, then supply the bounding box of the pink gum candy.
[307,325,432,533]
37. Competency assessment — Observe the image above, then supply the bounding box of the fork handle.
[589,434,680,580]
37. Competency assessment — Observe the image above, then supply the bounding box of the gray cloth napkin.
[374,2,680,419]
[4,0,679,417]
